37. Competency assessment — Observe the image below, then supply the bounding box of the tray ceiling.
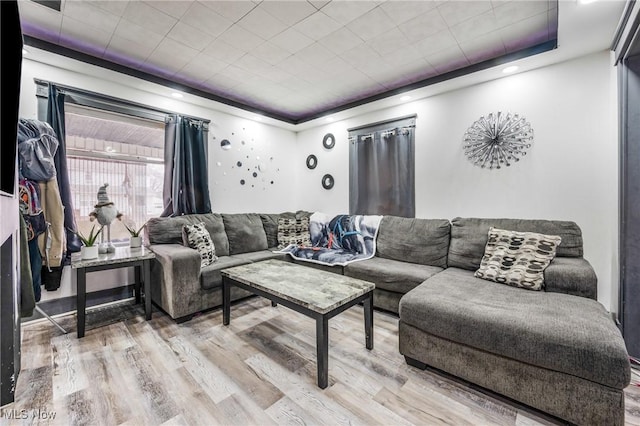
[19,0,559,123]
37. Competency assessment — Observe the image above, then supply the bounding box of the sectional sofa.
[144,212,630,425]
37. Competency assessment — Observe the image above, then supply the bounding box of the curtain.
[161,114,211,216]
[349,116,415,217]
[46,84,81,254]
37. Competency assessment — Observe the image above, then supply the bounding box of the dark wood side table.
[71,247,155,338]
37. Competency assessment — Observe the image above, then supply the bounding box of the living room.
[1,0,639,424]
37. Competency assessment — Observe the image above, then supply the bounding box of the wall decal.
[216,128,280,190]
[463,112,534,169]
[306,154,318,169]
[323,133,335,149]
[322,174,334,190]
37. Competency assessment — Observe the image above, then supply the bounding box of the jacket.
[38,177,66,268]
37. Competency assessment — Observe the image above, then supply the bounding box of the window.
[64,104,164,243]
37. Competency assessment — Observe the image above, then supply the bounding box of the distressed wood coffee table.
[221,259,374,389]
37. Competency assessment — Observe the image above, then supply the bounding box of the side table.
[71,246,156,338]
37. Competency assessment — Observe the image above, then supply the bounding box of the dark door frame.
[613,0,640,359]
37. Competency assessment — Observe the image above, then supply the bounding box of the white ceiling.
[19,0,566,123]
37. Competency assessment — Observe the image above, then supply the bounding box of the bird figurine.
[89,183,122,253]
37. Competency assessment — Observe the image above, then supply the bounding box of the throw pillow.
[474,227,562,291]
[277,217,312,249]
[182,222,217,268]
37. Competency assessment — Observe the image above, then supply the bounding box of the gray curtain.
[162,114,211,216]
[349,116,415,217]
[46,84,82,254]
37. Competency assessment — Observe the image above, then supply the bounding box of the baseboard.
[22,285,135,322]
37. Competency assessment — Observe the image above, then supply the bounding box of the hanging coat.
[19,215,36,317]
[38,177,66,268]
[17,118,58,182]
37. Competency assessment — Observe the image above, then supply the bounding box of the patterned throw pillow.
[474,227,562,291]
[182,222,217,268]
[277,217,312,249]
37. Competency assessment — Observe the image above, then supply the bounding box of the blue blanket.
[278,212,383,266]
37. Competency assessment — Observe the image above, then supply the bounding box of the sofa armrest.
[148,244,202,318]
[544,257,597,300]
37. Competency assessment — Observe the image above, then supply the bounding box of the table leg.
[143,260,152,320]
[134,265,141,304]
[316,315,329,389]
[364,292,373,350]
[223,278,230,326]
[77,269,87,338]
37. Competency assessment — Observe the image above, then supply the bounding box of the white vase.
[130,236,142,248]
[81,245,99,260]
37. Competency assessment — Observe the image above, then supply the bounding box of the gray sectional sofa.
[145,212,630,425]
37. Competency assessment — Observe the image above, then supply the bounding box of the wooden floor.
[4,297,640,426]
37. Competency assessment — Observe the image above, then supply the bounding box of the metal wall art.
[463,112,534,169]
[306,154,317,169]
[321,174,334,190]
[323,133,335,149]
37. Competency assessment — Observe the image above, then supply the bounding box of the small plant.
[123,222,145,237]
[73,225,103,247]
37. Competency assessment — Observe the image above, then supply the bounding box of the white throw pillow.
[474,227,561,291]
[182,222,217,268]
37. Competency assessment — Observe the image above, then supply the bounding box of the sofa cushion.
[474,227,561,291]
[399,267,630,389]
[182,222,217,268]
[222,213,268,255]
[230,250,288,263]
[376,216,450,268]
[344,256,442,294]
[200,256,250,290]
[145,213,230,256]
[277,217,311,248]
[259,213,280,248]
[449,218,583,271]
[544,257,598,299]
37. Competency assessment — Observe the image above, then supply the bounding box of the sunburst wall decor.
[463,112,534,169]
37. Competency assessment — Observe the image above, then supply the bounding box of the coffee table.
[221,259,375,389]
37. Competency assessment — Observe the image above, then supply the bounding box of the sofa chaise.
[398,218,630,425]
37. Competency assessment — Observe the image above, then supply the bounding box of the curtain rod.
[34,79,211,125]
[347,114,417,133]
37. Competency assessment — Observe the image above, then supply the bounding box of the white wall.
[20,50,620,312]
[19,54,299,298]
[295,51,619,312]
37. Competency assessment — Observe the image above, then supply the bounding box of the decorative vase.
[81,245,99,260]
[130,236,142,248]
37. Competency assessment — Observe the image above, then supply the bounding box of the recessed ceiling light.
[171,92,183,99]
[502,65,519,74]
[22,48,28,55]
[579,0,598,4]
[105,146,115,153]
[400,95,412,101]
[326,117,334,122]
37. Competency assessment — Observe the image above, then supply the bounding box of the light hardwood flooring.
[4,297,640,426]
